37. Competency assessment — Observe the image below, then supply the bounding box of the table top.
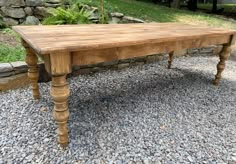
[13,23,236,55]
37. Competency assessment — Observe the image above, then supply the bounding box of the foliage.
[0,28,24,63]
[102,0,236,29]
[70,0,110,24]
[198,3,236,13]
[0,15,6,29]
[0,44,25,63]
[42,3,91,25]
[99,0,106,24]
[1,28,21,41]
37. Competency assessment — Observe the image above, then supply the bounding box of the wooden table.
[13,23,236,147]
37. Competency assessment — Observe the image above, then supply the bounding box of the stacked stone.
[0,0,62,26]
[110,12,145,24]
[0,0,146,27]
[0,61,28,78]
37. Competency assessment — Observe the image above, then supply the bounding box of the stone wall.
[0,45,223,91]
[0,0,62,26]
[0,0,145,26]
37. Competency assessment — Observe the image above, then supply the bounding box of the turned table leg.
[213,44,231,86]
[168,51,174,69]
[23,41,40,100]
[47,51,71,147]
[50,75,70,147]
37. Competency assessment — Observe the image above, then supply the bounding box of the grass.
[0,44,25,63]
[198,3,236,13]
[0,28,25,63]
[1,28,21,41]
[79,0,236,29]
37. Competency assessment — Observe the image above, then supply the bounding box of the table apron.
[71,35,230,66]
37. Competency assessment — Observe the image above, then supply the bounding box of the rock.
[18,18,25,23]
[45,0,61,3]
[10,61,27,68]
[91,19,99,24]
[200,47,214,54]
[33,7,50,19]
[91,7,98,13]
[1,7,25,18]
[109,17,121,24]
[89,16,99,22]
[0,71,14,78]
[111,12,124,18]
[24,7,33,16]
[3,17,18,26]
[101,60,119,67]
[187,155,195,163]
[117,63,130,69]
[44,3,60,7]
[43,138,50,142]
[89,15,99,21]
[26,0,43,7]
[188,48,199,54]
[232,156,236,161]
[89,11,99,23]
[81,4,91,10]
[6,0,25,7]
[146,54,164,63]
[0,63,13,73]
[122,16,145,23]
[0,0,6,6]
[10,61,28,74]
[72,68,92,76]
[131,18,145,23]
[25,16,40,25]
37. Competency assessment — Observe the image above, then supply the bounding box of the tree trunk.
[99,0,105,24]
[212,0,218,13]
[171,0,181,8]
[187,0,198,11]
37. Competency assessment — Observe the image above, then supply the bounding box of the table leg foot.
[25,45,40,100]
[168,51,174,69]
[50,75,70,147]
[213,44,231,86]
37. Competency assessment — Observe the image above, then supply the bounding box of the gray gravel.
[1,56,236,163]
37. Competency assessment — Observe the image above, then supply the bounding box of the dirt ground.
[0,32,19,47]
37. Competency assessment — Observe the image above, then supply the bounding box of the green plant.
[0,44,25,63]
[0,15,6,29]
[1,28,21,41]
[42,3,91,25]
[71,0,110,24]
[99,0,106,24]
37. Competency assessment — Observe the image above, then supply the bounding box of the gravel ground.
[1,55,236,163]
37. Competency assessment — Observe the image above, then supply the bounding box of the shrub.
[68,0,110,24]
[42,3,91,25]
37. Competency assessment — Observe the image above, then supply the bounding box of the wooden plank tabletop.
[13,23,236,55]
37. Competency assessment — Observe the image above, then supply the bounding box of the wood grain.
[50,51,72,75]
[50,75,70,147]
[22,39,40,99]
[168,51,174,69]
[213,44,231,86]
[72,35,230,66]
[13,23,236,55]
[15,23,236,148]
